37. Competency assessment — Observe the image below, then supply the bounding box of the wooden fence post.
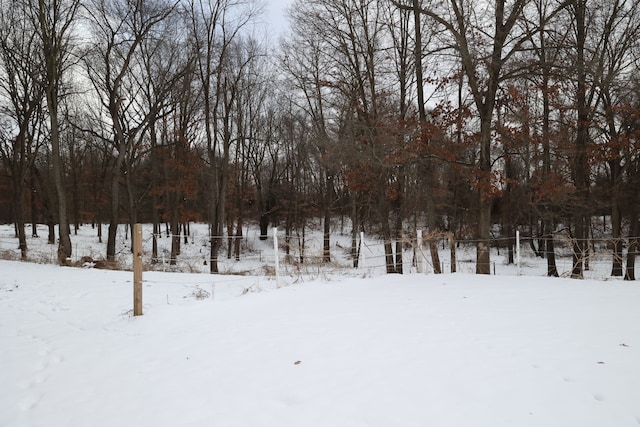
[133,223,143,316]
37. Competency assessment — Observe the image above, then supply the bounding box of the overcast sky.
[265,0,293,36]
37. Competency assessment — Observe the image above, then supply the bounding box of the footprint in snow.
[18,394,42,412]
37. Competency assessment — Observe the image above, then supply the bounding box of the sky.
[265,0,294,36]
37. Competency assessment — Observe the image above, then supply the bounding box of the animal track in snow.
[18,393,42,412]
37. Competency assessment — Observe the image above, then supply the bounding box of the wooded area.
[1,0,639,278]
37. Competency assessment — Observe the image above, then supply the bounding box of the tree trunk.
[210,172,228,273]
[381,210,396,273]
[544,218,559,277]
[351,196,359,268]
[210,233,222,273]
[259,213,269,241]
[610,177,624,276]
[170,218,179,266]
[395,240,403,274]
[106,171,120,262]
[298,226,307,264]
[624,208,639,281]
[150,126,160,263]
[412,1,441,274]
[322,170,332,263]
[571,217,586,278]
[323,209,331,263]
[210,155,228,273]
[507,231,514,265]
[30,170,39,238]
[476,195,492,274]
[571,0,588,279]
[384,240,395,273]
[449,232,457,273]
[16,210,27,259]
[125,168,138,254]
[152,223,159,264]
[12,173,27,259]
[234,221,243,261]
[227,219,234,259]
[476,110,493,275]
[50,112,71,264]
[394,214,403,274]
[428,237,441,274]
[70,159,80,235]
[539,23,558,277]
[38,0,73,265]
[48,222,55,244]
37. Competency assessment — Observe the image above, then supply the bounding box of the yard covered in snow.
[2,259,640,426]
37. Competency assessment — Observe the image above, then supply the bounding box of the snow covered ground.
[2,256,640,426]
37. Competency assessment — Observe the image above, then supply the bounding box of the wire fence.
[0,223,638,281]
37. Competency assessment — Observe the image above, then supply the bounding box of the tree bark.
[412,0,441,274]
[13,182,27,259]
[610,184,624,276]
[37,0,74,264]
[106,169,122,262]
[624,208,639,281]
[571,0,588,279]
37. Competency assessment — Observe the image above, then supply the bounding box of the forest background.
[1,0,640,279]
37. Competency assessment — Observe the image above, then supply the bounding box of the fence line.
[144,233,640,243]
[1,224,639,280]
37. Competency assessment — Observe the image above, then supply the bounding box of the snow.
[2,255,640,426]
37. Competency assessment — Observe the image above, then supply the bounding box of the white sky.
[265,0,294,36]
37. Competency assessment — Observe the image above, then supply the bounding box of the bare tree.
[530,0,566,277]
[287,0,411,272]
[406,0,442,273]
[588,0,640,277]
[83,0,178,261]
[187,0,261,273]
[0,1,46,258]
[26,0,80,264]
[228,39,274,261]
[397,0,548,274]
[137,6,196,264]
[282,3,337,263]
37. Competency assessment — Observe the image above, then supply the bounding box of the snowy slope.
[1,260,640,426]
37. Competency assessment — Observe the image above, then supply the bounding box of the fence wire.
[1,224,639,281]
